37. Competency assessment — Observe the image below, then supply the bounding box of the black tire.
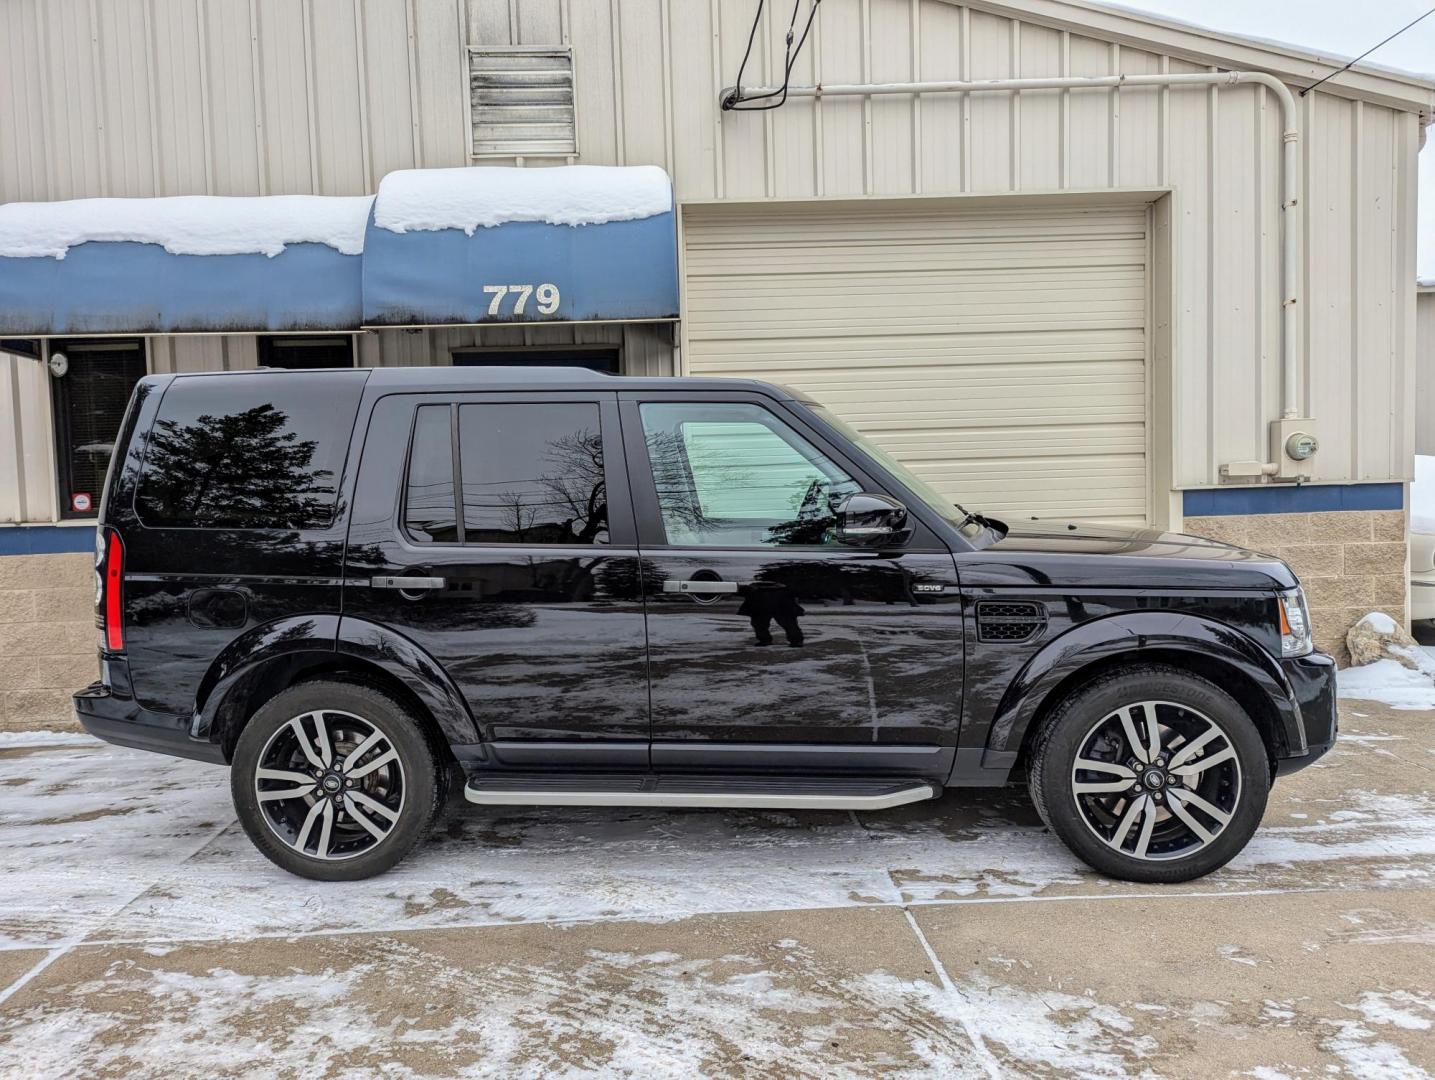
[231,680,446,881]
[1028,664,1269,884]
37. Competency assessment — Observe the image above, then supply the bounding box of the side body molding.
[982,611,1305,764]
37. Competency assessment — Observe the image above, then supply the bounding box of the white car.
[1414,456,1434,629]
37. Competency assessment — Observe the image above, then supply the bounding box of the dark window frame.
[256,335,356,370]
[49,338,147,521]
[450,346,620,374]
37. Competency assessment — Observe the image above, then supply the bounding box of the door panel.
[344,391,649,748]
[622,392,964,750]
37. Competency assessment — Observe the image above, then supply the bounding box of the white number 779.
[482,283,560,317]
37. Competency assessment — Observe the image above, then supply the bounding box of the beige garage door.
[681,200,1150,524]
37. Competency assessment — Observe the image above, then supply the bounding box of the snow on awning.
[0,166,679,336]
[360,165,678,327]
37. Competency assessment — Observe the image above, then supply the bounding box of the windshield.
[807,404,998,541]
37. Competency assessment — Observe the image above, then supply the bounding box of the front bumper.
[1273,651,1338,777]
[74,679,226,766]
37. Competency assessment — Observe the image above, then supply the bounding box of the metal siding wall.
[0,0,1425,524]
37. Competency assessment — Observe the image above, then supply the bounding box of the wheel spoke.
[1110,795,1148,849]
[1117,707,1151,764]
[257,784,316,803]
[1140,702,1163,762]
[1075,759,1135,780]
[1171,745,1237,780]
[289,716,327,771]
[347,788,400,824]
[316,799,336,859]
[1165,790,1216,844]
[1167,725,1221,769]
[293,798,326,853]
[1133,797,1158,858]
[346,748,397,781]
[344,794,390,842]
[1169,787,1232,827]
[343,729,384,773]
[311,712,333,768]
[1075,778,1138,794]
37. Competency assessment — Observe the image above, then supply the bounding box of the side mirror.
[834,492,911,548]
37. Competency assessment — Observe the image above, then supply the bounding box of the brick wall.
[1183,509,1408,667]
[0,553,96,732]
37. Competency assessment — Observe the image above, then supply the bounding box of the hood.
[960,521,1298,591]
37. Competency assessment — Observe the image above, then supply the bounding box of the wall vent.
[468,46,577,158]
[975,601,1046,643]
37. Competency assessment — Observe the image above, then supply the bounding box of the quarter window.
[404,406,458,542]
[639,402,861,547]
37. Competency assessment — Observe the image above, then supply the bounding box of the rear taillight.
[97,528,125,652]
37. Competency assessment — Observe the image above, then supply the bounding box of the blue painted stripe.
[0,525,97,556]
[1183,483,1404,517]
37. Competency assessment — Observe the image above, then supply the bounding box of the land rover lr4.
[76,367,1337,882]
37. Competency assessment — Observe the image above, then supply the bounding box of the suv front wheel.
[231,680,445,881]
[1029,665,1270,883]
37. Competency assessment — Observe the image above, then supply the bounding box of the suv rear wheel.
[1029,665,1269,883]
[231,680,445,881]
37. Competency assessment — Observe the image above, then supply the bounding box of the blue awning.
[0,167,679,336]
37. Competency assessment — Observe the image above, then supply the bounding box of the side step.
[462,773,939,810]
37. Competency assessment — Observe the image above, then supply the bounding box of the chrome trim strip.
[463,784,937,810]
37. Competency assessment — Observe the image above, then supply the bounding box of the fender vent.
[975,601,1046,643]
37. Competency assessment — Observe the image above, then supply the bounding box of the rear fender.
[984,611,1304,761]
[334,616,481,745]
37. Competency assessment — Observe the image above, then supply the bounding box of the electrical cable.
[1300,5,1435,95]
[722,0,823,111]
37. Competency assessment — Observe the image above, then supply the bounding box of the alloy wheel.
[253,709,406,862]
[1070,700,1242,862]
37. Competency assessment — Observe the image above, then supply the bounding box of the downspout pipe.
[722,71,1304,419]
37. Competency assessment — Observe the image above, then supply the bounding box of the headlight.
[1278,588,1313,658]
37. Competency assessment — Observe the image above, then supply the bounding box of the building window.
[467,46,577,158]
[50,339,146,519]
[257,336,355,370]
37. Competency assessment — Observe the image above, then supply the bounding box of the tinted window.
[458,403,607,545]
[135,372,363,529]
[639,402,860,547]
[404,406,458,542]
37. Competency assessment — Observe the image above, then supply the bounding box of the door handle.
[663,579,741,595]
[370,576,447,590]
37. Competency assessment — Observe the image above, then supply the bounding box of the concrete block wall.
[0,553,96,731]
[1183,510,1408,666]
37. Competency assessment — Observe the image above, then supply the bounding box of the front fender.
[334,616,481,746]
[984,610,1304,760]
[191,614,341,741]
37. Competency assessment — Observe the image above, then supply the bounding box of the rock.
[1346,611,1420,669]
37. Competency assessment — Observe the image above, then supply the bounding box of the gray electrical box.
[1270,418,1319,482]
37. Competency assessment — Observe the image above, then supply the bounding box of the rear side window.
[135,372,364,529]
[401,401,607,545]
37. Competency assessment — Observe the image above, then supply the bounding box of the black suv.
[76,367,1336,882]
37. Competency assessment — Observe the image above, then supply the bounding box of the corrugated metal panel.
[682,200,1150,523]
[0,0,1427,524]
[1419,290,1435,458]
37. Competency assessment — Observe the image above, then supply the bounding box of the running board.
[462,773,939,810]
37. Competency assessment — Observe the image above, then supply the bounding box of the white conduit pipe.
[723,72,1303,419]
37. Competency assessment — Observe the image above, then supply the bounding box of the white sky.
[1102,0,1435,281]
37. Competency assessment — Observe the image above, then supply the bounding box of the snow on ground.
[0,195,373,259]
[1339,658,1435,711]
[372,165,672,234]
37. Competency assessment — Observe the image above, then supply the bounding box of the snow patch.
[373,165,672,235]
[1337,659,1435,710]
[0,195,373,260]
[1356,611,1398,635]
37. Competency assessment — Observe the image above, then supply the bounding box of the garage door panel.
[682,201,1150,524]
